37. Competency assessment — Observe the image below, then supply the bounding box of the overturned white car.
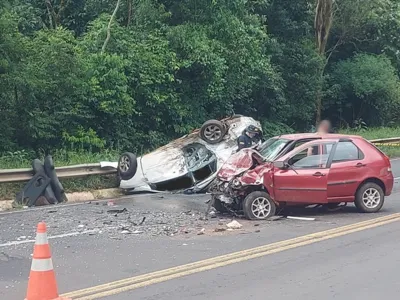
[101,115,262,193]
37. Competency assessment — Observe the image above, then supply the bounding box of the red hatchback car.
[211,133,394,220]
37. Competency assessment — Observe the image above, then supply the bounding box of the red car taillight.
[383,155,392,172]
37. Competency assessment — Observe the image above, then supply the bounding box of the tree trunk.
[101,0,122,54]
[314,0,333,125]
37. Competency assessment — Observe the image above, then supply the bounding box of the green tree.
[326,54,400,126]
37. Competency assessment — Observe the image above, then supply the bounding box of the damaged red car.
[210,133,394,220]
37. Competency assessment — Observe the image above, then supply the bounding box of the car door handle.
[355,163,366,167]
[313,172,325,177]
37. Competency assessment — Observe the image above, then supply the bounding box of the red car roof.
[276,133,364,140]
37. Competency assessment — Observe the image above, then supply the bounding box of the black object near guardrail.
[15,155,67,207]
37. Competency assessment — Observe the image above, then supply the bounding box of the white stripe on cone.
[31,258,54,272]
[35,232,49,245]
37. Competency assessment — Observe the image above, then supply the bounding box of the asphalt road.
[1,159,400,299]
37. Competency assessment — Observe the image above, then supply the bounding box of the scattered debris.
[286,216,316,221]
[132,230,144,234]
[254,223,260,227]
[107,201,115,206]
[209,210,217,218]
[0,252,10,262]
[121,230,131,234]
[77,224,85,228]
[107,208,128,214]
[255,230,261,233]
[197,228,206,235]
[214,227,226,232]
[226,220,242,229]
[47,210,57,214]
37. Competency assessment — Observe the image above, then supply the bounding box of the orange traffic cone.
[25,222,71,300]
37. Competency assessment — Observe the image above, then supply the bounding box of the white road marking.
[0,194,152,216]
[0,230,99,248]
[0,202,85,216]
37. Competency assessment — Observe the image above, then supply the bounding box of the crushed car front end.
[210,149,274,214]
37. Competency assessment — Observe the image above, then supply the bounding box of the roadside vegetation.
[1,127,400,170]
[1,0,400,158]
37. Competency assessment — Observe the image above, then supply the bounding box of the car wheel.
[213,197,228,213]
[355,182,384,213]
[118,152,138,181]
[199,120,226,144]
[243,191,276,220]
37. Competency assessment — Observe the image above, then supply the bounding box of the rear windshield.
[258,138,291,161]
[365,139,387,157]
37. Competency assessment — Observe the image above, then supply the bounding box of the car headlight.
[232,179,241,187]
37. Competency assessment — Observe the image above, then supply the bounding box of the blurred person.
[308,119,334,156]
[237,125,261,151]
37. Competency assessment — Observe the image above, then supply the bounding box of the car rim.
[204,125,222,141]
[119,156,130,173]
[251,197,271,219]
[362,188,381,209]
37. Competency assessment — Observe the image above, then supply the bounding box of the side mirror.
[273,161,288,169]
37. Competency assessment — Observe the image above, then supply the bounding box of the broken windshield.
[258,138,291,161]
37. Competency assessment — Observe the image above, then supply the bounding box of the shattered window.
[258,138,291,161]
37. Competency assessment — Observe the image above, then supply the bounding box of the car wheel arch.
[244,185,278,205]
[355,177,386,196]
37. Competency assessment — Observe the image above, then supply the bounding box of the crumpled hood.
[238,164,273,186]
[217,148,265,181]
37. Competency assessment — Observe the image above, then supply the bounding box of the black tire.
[44,155,66,203]
[118,152,138,180]
[213,197,228,213]
[354,182,384,213]
[243,191,276,220]
[32,159,57,204]
[199,120,226,144]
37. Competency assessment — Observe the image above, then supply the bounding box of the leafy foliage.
[1,0,400,156]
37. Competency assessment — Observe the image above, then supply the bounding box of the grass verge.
[339,127,400,140]
[339,127,400,158]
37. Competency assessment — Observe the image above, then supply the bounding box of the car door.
[273,140,337,204]
[327,140,367,202]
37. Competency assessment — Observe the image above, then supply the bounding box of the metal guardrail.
[370,137,400,144]
[0,163,117,183]
[0,136,399,184]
